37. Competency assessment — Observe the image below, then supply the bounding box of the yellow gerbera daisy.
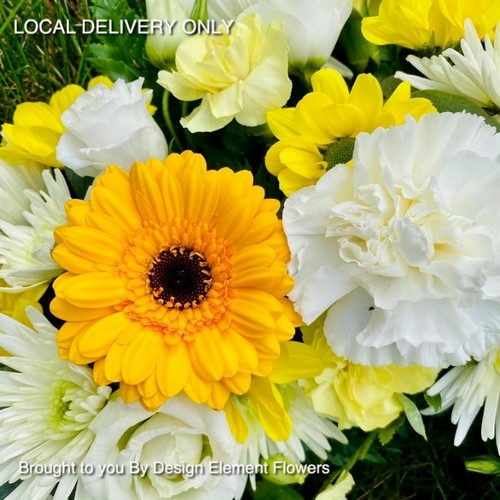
[265,68,435,195]
[50,151,299,411]
[0,76,122,168]
[361,0,500,51]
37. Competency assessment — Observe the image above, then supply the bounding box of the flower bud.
[261,455,307,485]
[145,0,195,69]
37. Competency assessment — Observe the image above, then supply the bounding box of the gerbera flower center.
[148,246,212,309]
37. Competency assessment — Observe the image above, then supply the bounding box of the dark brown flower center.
[148,246,212,309]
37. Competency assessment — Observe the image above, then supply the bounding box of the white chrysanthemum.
[57,78,168,177]
[237,382,346,488]
[425,346,500,454]
[0,160,45,226]
[81,395,246,500]
[0,168,70,290]
[0,308,111,500]
[283,112,500,368]
[396,20,500,109]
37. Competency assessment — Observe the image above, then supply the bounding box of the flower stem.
[162,89,182,151]
[319,431,377,492]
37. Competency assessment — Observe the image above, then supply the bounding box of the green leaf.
[424,392,442,412]
[378,416,404,445]
[412,90,500,132]
[251,481,303,500]
[412,90,489,116]
[465,456,500,475]
[396,393,427,440]
[86,56,139,81]
[63,169,94,200]
[87,0,157,87]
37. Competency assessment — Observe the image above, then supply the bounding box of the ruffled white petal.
[284,112,500,367]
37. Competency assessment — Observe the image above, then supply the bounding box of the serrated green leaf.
[424,392,442,412]
[378,416,404,445]
[86,57,139,81]
[465,456,500,475]
[396,393,427,440]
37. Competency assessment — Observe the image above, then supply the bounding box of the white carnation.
[283,112,500,368]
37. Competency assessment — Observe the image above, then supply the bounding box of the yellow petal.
[13,102,62,131]
[224,397,249,443]
[347,74,383,132]
[122,328,163,384]
[311,68,350,103]
[266,108,297,140]
[206,382,230,410]
[58,226,124,265]
[295,93,336,145]
[270,341,324,384]
[228,299,276,338]
[56,272,127,308]
[156,342,191,397]
[77,312,132,359]
[188,328,225,382]
[49,84,85,116]
[50,296,114,322]
[130,161,167,223]
[184,371,212,404]
[249,377,292,441]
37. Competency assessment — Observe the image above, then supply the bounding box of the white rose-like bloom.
[424,346,500,454]
[56,78,168,177]
[283,112,500,368]
[209,0,353,70]
[158,13,292,133]
[396,20,500,110]
[81,396,246,500]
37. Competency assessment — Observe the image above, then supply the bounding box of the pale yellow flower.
[301,318,438,431]
[158,13,292,132]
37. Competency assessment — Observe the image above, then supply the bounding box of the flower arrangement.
[0,0,499,498]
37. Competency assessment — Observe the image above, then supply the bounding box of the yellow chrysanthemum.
[301,318,438,431]
[50,151,299,412]
[361,0,500,50]
[265,68,435,195]
[0,76,141,168]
